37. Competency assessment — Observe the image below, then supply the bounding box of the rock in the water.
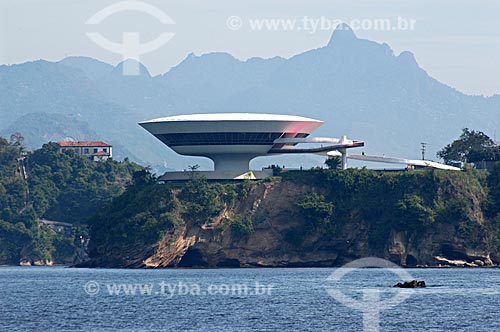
[393,280,426,288]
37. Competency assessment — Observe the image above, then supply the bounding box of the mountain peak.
[327,23,357,47]
[59,56,114,81]
[397,51,417,64]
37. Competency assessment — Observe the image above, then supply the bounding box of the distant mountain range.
[1,24,499,170]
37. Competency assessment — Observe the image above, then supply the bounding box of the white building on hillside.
[57,141,112,161]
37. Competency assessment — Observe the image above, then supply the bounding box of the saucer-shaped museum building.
[139,113,364,175]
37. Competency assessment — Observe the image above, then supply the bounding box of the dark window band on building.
[156,132,309,146]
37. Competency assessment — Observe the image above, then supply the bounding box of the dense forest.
[88,174,253,255]
[81,126,500,268]
[83,164,500,268]
[0,137,142,265]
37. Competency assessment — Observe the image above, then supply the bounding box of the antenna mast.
[420,142,427,160]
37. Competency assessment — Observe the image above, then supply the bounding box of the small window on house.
[84,148,89,154]
[93,148,98,153]
[103,148,107,153]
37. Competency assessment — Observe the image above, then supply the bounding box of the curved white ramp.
[347,154,461,171]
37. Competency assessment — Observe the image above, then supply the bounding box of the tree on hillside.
[437,128,500,164]
[0,135,144,264]
[297,192,334,227]
[486,162,500,217]
[9,132,24,148]
[325,156,342,170]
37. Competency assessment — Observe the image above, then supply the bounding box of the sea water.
[1,267,499,331]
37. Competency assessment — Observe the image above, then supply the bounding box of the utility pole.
[420,142,427,160]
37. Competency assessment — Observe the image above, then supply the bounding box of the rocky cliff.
[79,168,500,268]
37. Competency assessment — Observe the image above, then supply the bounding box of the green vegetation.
[87,175,255,253]
[484,163,500,251]
[90,162,500,258]
[297,192,334,227]
[487,163,500,217]
[284,167,498,252]
[437,128,500,164]
[83,158,500,265]
[396,194,435,229]
[228,215,254,239]
[89,170,179,248]
[325,156,342,170]
[0,137,141,264]
[28,142,141,224]
[178,178,226,225]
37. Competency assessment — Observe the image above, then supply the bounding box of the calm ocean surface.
[1,266,499,331]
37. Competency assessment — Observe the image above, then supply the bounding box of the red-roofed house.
[57,141,112,161]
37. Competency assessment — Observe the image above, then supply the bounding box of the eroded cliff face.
[80,171,499,268]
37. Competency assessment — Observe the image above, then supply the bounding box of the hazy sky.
[1,0,499,96]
